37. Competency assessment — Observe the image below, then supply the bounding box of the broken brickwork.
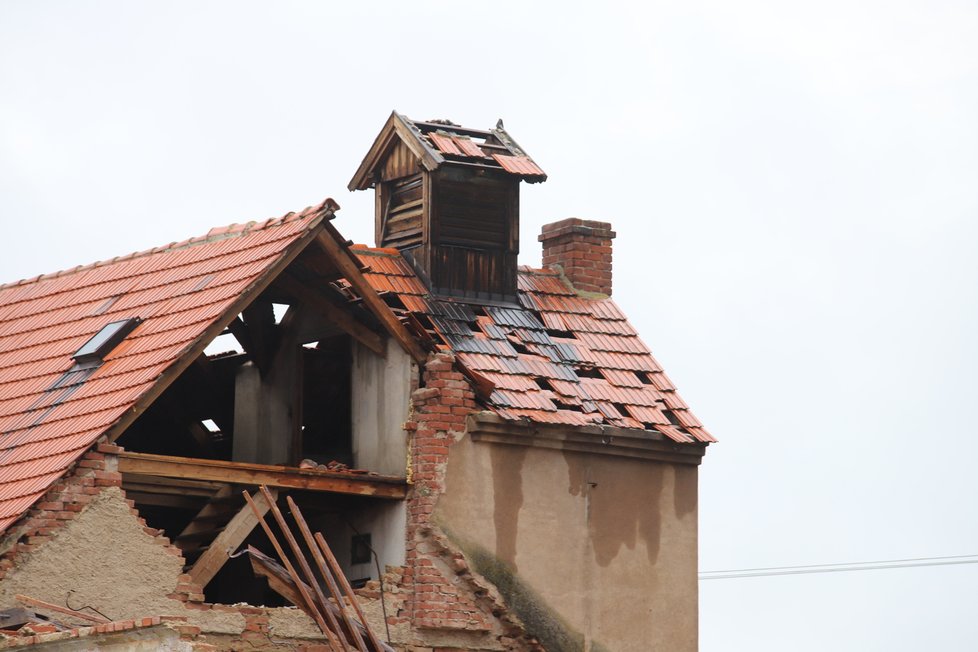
[393,351,542,651]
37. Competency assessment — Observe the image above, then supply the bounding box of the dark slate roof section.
[353,248,714,444]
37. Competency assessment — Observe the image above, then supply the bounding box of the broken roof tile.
[353,257,711,445]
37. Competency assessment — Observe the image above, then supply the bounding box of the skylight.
[73,318,141,363]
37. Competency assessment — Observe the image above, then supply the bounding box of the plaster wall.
[351,341,413,476]
[0,487,184,622]
[435,435,699,652]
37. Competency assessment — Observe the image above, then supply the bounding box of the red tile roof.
[0,201,334,534]
[354,250,714,445]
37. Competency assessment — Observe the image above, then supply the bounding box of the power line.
[699,554,978,580]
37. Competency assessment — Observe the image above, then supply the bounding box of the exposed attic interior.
[112,241,415,603]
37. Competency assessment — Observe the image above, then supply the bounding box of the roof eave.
[466,412,708,466]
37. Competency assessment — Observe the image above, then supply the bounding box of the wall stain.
[490,444,527,570]
[564,452,666,567]
[673,465,697,520]
[443,527,612,652]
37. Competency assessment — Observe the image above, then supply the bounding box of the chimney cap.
[539,218,616,242]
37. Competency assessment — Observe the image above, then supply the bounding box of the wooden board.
[117,452,407,499]
[188,488,277,587]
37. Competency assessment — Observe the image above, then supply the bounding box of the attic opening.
[117,310,357,465]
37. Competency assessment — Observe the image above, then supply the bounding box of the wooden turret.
[349,112,546,303]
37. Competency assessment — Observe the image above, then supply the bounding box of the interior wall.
[313,500,407,583]
[351,342,413,476]
[434,436,700,652]
[232,328,302,465]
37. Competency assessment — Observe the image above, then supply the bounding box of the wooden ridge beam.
[117,452,407,499]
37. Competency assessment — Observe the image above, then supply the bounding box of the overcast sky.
[2,1,977,650]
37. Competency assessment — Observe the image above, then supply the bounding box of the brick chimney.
[539,219,616,296]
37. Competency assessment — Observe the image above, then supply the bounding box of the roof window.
[73,318,141,363]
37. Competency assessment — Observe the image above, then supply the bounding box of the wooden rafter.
[313,226,426,363]
[276,272,386,357]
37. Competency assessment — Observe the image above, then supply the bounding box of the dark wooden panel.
[430,246,517,301]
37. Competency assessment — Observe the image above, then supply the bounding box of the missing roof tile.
[573,366,603,379]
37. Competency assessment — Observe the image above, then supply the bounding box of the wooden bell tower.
[349,112,546,304]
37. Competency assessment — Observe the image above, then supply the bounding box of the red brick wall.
[538,219,616,296]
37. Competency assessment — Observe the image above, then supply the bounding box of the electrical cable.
[699,554,978,580]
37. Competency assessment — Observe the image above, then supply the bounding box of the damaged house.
[0,113,714,651]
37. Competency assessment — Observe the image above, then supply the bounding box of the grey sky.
[2,1,976,649]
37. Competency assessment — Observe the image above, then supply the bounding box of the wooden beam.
[15,595,109,625]
[276,273,386,357]
[117,452,407,499]
[178,486,235,539]
[247,546,397,652]
[188,488,277,588]
[243,301,277,372]
[314,228,427,363]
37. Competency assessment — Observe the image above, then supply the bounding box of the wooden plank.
[261,487,352,652]
[189,488,276,588]
[287,497,368,652]
[117,452,407,499]
[314,227,427,363]
[314,531,387,652]
[15,595,109,624]
[243,492,341,651]
[104,202,337,444]
[117,491,203,509]
[276,273,386,357]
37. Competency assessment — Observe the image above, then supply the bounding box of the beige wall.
[434,434,699,652]
[0,486,185,621]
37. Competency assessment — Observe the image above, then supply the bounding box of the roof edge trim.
[466,412,708,465]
